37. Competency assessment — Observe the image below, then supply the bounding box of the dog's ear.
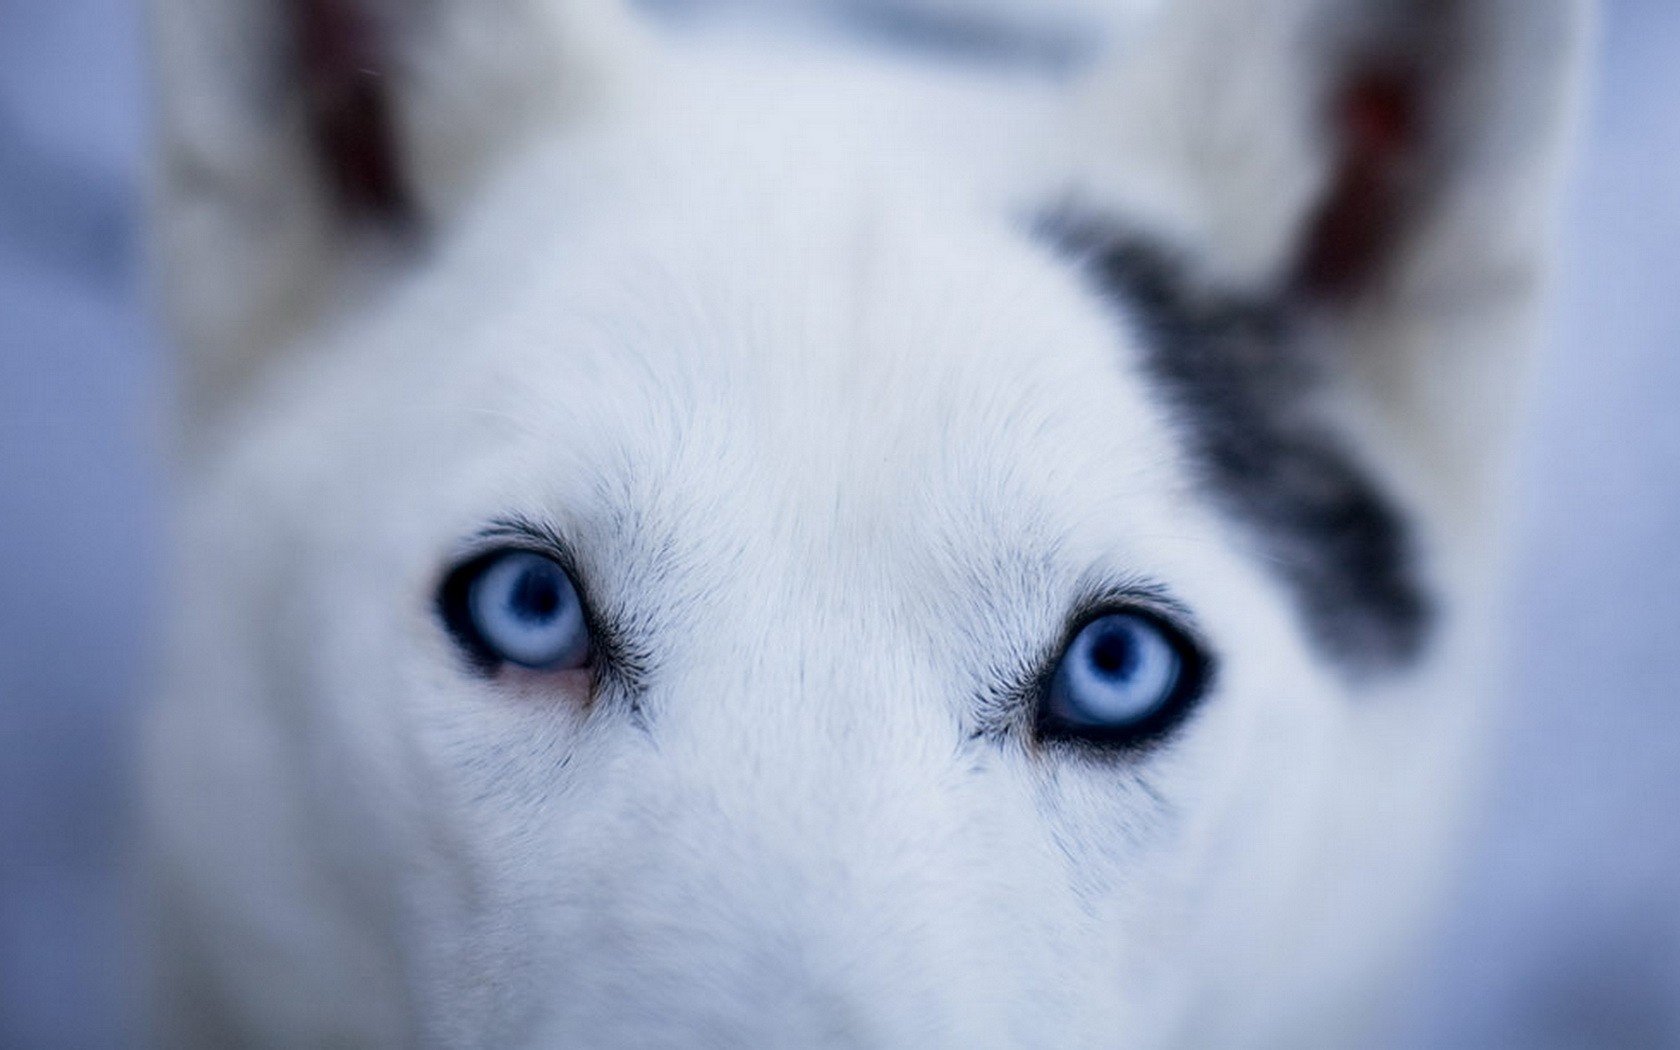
[1069,0,1588,512]
[152,0,643,426]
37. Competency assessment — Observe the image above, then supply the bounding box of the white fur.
[143,1,1587,1045]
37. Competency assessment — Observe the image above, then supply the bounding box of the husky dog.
[143,0,1585,1044]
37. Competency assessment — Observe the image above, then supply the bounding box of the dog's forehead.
[251,74,1282,661]
[440,153,1200,561]
[384,164,1276,689]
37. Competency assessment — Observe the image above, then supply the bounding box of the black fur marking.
[1040,216,1433,672]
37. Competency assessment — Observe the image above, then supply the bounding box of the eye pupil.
[511,569,561,620]
[1089,629,1134,677]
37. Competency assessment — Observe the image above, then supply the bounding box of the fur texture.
[144,0,1587,1045]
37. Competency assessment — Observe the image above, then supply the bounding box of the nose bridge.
[582,624,1023,1045]
[654,635,935,849]
[667,555,937,746]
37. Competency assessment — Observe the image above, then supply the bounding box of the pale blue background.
[1,1,1676,1045]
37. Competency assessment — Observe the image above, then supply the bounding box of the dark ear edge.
[1293,60,1426,298]
[290,0,415,225]
[154,0,644,437]
[1291,0,1588,304]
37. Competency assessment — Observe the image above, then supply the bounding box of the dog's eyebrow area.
[1033,213,1433,673]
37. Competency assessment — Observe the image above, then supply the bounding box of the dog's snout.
[504,729,1047,1049]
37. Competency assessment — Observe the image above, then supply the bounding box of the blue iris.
[461,550,591,670]
[1043,613,1190,738]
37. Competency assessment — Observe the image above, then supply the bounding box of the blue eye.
[1039,612,1206,745]
[441,549,591,671]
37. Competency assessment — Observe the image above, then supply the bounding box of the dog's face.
[147,1,1584,1045]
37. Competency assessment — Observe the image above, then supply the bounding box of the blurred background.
[1,0,1676,1045]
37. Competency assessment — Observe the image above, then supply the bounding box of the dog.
[142,0,1587,1044]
